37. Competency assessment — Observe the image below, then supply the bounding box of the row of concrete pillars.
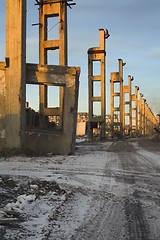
[110,59,157,138]
[88,30,158,140]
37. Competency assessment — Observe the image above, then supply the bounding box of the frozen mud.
[0,138,160,239]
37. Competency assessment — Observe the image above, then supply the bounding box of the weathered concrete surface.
[110,59,126,138]
[123,75,133,135]
[5,0,26,149]
[0,0,80,155]
[0,69,6,149]
[26,64,80,155]
[39,0,68,129]
[88,29,109,140]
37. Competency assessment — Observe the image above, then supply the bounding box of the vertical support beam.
[123,75,133,136]
[5,0,26,149]
[145,102,148,135]
[135,86,139,134]
[39,0,48,128]
[110,74,114,135]
[142,98,146,135]
[88,29,109,140]
[119,59,125,137]
[39,0,68,128]
[129,76,133,136]
[138,93,143,136]
[131,86,139,136]
[100,30,106,139]
[110,59,125,138]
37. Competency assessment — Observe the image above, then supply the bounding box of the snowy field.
[0,138,160,240]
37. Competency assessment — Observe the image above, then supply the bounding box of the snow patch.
[4,194,36,212]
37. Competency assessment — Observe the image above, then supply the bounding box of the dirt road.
[49,139,160,240]
[0,138,160,239]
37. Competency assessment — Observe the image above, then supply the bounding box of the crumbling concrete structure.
[123,75,133,136]
[131,86,139,135]
[0,0,26,150]
[144,103,157,136]
[142,98,146,135]
[0,0,80,154]
[138,93,143,136]
[38,0,68,129]
[110,59,126,138]
[110,60,158,138]
[88,29,109,141]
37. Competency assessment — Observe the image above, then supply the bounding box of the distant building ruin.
[110,60,158,138]
[88,29,110,141]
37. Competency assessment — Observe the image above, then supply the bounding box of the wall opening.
[48,49,59,65]
[48,85,60,108]
[93,102,101,116]
[114,82,120,93]
[93,81,101,97]
[124,93,129,101]
[132,119,136,127]
[113,111,120,123]
[125,105,129,114]
[132,101,136,108]
[114,96,120,108]
[47,15,59,41]
[132,110,136,118]
[93,60,101,76]
[125,116,130,125]
[26,84,39,128]
[26,84,39,112]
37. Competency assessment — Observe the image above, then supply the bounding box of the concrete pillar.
[135,86,139,134]
[131,86,139,136]
[123,75,133,136]
[148,108,155,135]
[110,73,115,135]
[145,102,148,135]
[88,29,109,140]
[119,59,126,137]
[39,0,68,128]
[150,109,154,135]
[5,0,26,149]
[142,98,146,135]
[138,93,143,136]
[110,59,125,138]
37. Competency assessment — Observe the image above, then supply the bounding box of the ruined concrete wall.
[64,70,79,153]
[0,69,6,149]
[25,65,80,155]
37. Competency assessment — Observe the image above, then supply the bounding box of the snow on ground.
[0,138,160,239]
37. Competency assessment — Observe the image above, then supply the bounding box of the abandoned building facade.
[0,0,80,154]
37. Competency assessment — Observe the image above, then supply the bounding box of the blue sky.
[0,0,160,115]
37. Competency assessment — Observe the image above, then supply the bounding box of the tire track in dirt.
[49,140,159,240]
[113,141,151,240]
[71,200,126,240]
[124,197,150,240]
